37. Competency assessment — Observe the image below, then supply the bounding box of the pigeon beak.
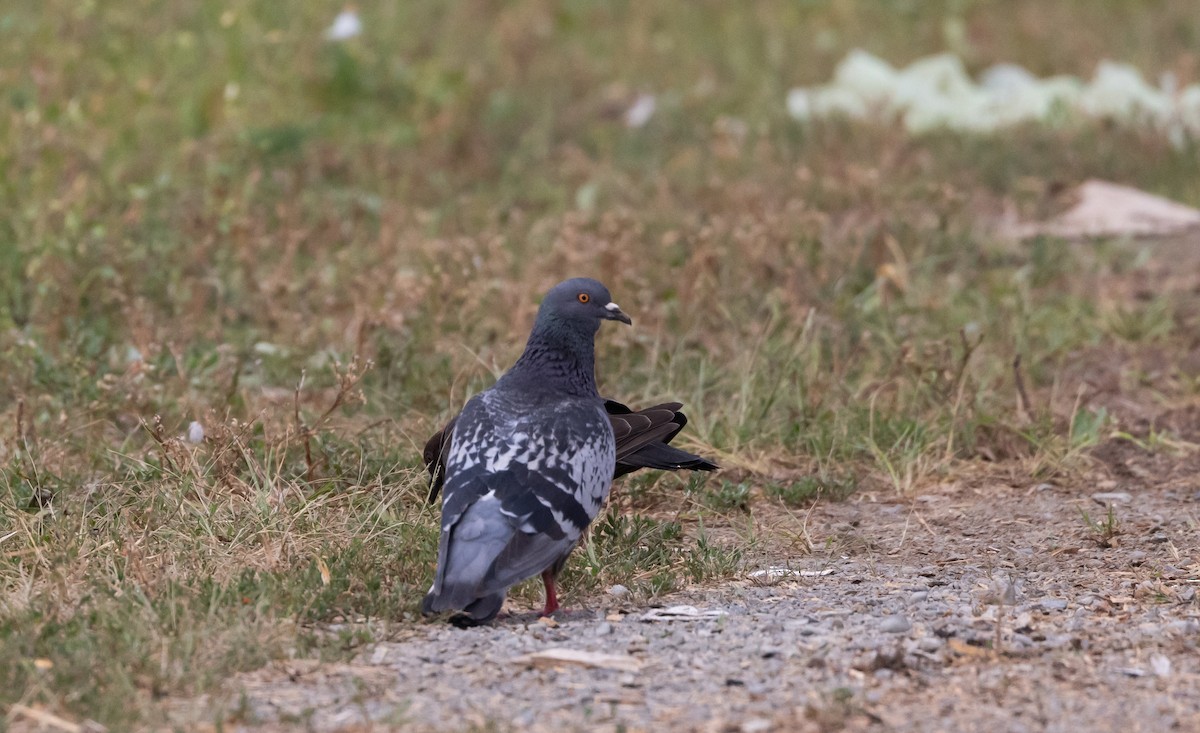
[604,301,632,325]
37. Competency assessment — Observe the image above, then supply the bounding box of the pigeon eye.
[577,293,590,303]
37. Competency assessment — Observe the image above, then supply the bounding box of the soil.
[173,455,1200,732]
[171,229,1200,732]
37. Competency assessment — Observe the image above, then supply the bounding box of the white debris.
[186,421,205,444]
[512,648,642,672]
[1016,180,1200,240]
[624,93,657,128]
[1078,61,1172,124]
[640,605,727,621]
[748,567,836,579]
[1150,653,1172,678]
[786,50,1200,138]
[324,7,362,42]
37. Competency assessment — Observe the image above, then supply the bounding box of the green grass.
[4,0,1200,727]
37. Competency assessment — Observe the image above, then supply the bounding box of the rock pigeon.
[423,399,718,504]
[421,278,716,626]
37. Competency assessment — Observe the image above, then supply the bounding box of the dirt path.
[177,466,1200,732]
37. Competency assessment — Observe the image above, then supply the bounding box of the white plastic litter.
[787,50,1200,139]
[640,605,727,621]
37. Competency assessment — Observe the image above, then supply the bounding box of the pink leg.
[540,570,559,617]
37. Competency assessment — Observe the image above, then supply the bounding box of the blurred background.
[3,2,1200,726]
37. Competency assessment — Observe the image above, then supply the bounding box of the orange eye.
[577,293,590,303]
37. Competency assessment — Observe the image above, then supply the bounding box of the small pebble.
[608,584,629,597]
[1150,654,1171,678]
[880,615,912,634]
[917,637,943,652]
[1092,492,1132,504]
[741,719,773,733]
[594,622,612,636]
[1039,598,1069,611]
[908,591,929,605]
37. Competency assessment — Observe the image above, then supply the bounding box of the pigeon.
[421,278,716,626]
[423,399,717,505]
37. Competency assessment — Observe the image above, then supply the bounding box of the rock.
[880,615,912,634]
[1150,654,1172,678]
[918,637,944,653]
[608,584,630,597]
[908,591,929,604]
[741,718,773,733]
[1039,598,1069,611]
[1092,492,1132,504]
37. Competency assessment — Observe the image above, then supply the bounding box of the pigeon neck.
[501,317,599,398]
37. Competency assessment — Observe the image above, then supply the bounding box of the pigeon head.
[535,278,632,332]
[498,278,630,397]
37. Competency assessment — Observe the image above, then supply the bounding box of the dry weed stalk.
[293,357,374,484]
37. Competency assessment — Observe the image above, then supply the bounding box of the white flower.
[324,7,362,42]
[624,94,657,128]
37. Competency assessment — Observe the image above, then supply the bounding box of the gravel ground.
[182,471,1200,732]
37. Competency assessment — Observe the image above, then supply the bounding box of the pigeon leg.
[540,570,559,617]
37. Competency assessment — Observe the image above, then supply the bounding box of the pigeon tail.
[615,442,719,477]
[447,592,506,627]
[423,499,515,613]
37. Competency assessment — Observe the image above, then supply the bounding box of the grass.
[4,0,1200,727]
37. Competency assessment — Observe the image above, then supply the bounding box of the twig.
[7,704,95,733]
[1013,354,1033,424]
[293,358,374,484]
[994,580,1006,655]
[140,415,180,476]
[944,327,984,460]
[294,370,315,484]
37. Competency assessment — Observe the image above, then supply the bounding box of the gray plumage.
[422,278,633,625]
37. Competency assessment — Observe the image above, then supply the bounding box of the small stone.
[608,584,630,597]
[594,622,613,636]
[908,591,929,604]
[1092,492,1132,504]
[1127,551,1147,564]
[917,637,943,653]
[1150,654,1171,678]
[741,718,773,733]
[1043,634,1075,649]
[1039,598,1069,611]
[1168,620,1199,635]
[880,615,912,634]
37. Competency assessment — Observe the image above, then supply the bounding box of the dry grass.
[3,0,1200,728]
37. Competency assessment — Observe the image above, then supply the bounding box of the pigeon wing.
[606,400,719,478]
[425,400,717,505]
